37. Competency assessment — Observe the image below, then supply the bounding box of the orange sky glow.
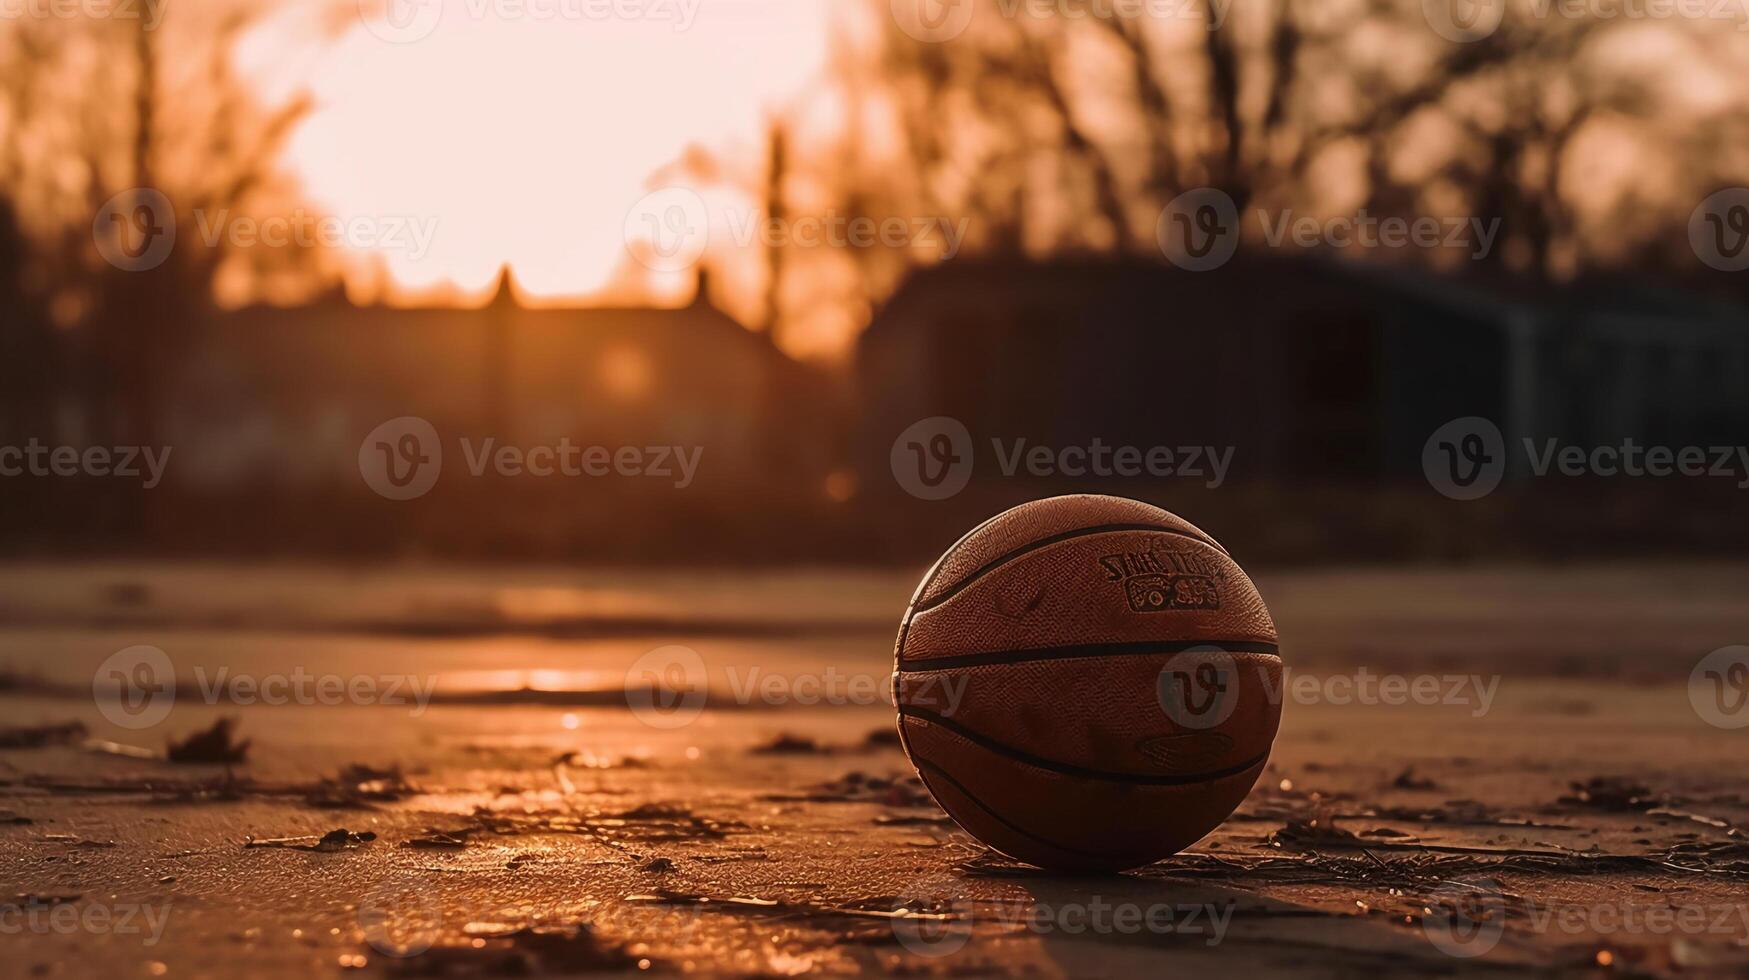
[239,0,850,352]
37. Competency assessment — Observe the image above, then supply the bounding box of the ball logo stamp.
[1423,417,1505,500]
[359,0,443,44]
[94,188,175,272]
[624,645,708,729]
[1421,879,1507,958]
[889,875,973,958]
[1157,647,1240,730]
[624,187,710,273]
[1102,549,1224,612]
[359,417,442,501]
[1690,645,1749,730]
[1689,189,1749,273]
[1157,188,1239,272]
[358,877,441,958]
[890,416,973,500]
[890,0,975,43]
[1421,0,1505,42]
[93,644,175,730]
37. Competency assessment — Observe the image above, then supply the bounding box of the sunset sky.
[243,0,841,324]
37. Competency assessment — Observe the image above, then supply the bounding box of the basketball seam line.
[896,639,1280,672]
[909,522,1230,613]
[899,706,1272,787]
[910,757,1115,862]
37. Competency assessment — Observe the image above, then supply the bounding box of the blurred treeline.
[0,1,1745,563]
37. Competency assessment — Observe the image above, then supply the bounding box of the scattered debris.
[83,739,161,760]
[378,924,640,976]
[0,721,87,749]
[243,828,376,851]
[166,719,250,765]
[305,764,416,808]
[43,833,115,848]
[872,813,953,827]
[402,830,473,850]
[553,750,652,770]
[1269,818,1363,847]
[1390,767,1438,791]
[862,727,902,750]
[1559,777,1661,811]
[1646,807,1734,831]
[470,801,744,844]
[751,733,827,755]
[762,771,934,807]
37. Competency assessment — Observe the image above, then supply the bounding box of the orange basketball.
[892,494,1282,871]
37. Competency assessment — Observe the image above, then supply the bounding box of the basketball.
[892,494,1283,871]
